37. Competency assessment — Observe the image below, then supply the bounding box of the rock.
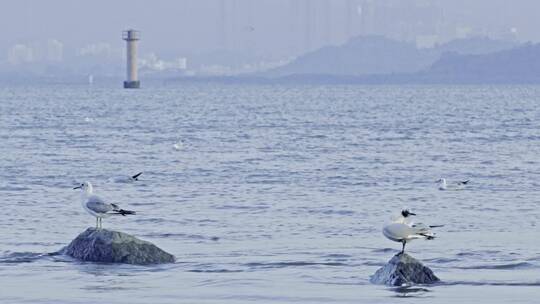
[61,228,175,265]
[370,253,440,286]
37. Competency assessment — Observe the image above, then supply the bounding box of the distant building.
[357,0,444,42]
[7,44,34,65]
[47,39,63,62]
[78,42,114,57]
[140,53,187,71]
[176,58,187,70]
[416,35,439,49]
[455,26,473,39]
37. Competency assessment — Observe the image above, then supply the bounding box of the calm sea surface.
[0,84,539,303]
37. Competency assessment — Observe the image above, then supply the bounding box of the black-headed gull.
[382,210,442,254]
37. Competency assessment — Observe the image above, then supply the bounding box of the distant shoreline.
[164,73,540,85]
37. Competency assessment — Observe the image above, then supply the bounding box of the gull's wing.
[456,180,470,185]
[383,223,415,241]
[383,222,438,242]
[112,176,130,183]
[86,195,114,214]
[411,222,436,239]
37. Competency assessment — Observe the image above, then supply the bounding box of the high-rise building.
[304,0,313,51]
[7,44,34,65]
[47,39,63,62]
[218,0,228,49]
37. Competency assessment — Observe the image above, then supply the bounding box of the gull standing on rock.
[436,178,469,190]
[382,210,442,254]
[73,181,136,228]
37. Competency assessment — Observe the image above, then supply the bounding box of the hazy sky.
[2,0,540,60]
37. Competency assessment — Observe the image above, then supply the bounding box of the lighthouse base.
[123,81,140,89]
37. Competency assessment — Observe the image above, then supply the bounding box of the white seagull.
[436,178,469,190]
[173,140,186,151]
[73,181,136,229]
[110,172,143,183]
[382,210,442,254]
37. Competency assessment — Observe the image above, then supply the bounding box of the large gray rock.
[370,253,440,286]
[62,228,175,265]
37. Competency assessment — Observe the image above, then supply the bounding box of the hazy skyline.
[2,0,540,79]
[2,0,540,57]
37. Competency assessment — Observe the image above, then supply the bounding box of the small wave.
[423,257,460,264]
[476,207,500,212]
[455,250,500,257]
[307,134,327,139]
[130,202,157,206]
[4,241,64,246]
[390,286,432,294]
[303,209,355,216]
[442,280,540,287]
[372,248,396,253]
[0,252,50,263]
[245,179,286,185]
[134,218,167,224]
[362,261,386,266]
[526,255,540,262]
[188,269,243,273]
[455,262,535,270]
[214,204,268,211]
[245,261,347,269]
[81,285,133,292]
[244,158,264,162]
[0,186,31,191]
[143,233,219,241]
[320,254,352,259]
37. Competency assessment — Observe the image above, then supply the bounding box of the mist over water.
[0,84,539,303]
[4,0,540,82]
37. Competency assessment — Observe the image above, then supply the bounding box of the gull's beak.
[409,212,416,216]
[73,185,82,189]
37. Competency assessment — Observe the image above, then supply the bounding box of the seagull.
[382,210,442,254]
[73,181,136,229]
[173,140,186,151]
[110,172,143,183]
[436,178,469,190]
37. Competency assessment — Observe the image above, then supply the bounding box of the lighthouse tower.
[122,29,140,89]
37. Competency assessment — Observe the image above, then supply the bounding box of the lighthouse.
[122,29,140,89]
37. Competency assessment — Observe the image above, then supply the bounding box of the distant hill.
[265,35,518,77]
[423,43,540,83]
[265,36,436,76]
[169,38,540,84]
[435,37,517,55]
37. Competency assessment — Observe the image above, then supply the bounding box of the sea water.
[0,84,539,303]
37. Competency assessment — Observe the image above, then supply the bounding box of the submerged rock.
[370,253,440,286]
[61,228,175,265]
